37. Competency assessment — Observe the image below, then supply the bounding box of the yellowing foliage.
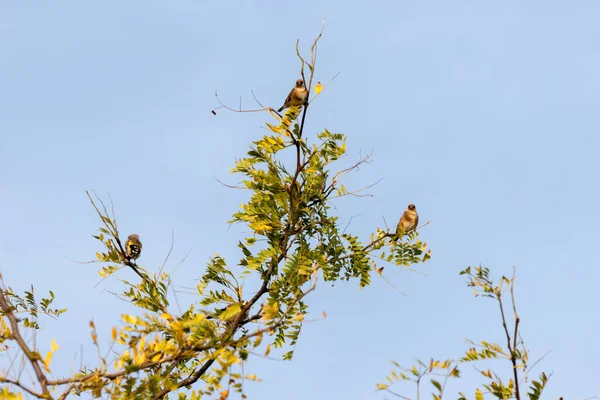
[314,81,323,95]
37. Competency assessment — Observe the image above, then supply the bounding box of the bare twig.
[214,177,246,189]
[296,20,326,139]
[159,229,175,275]
[308,70,342,103]
[383,389,411,400]
[520,349,551,386]
[343,213,364,234]
[510,267,520,353]
[251,90,267,109]
[376,269,407,296]
[497,291,521,400]
[212,91,274,115]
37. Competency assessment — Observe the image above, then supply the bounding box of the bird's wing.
[281,88,295,107]
[396,214,407,235]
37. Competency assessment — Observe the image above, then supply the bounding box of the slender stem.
[510,268,520,352]
[497,294,520,400]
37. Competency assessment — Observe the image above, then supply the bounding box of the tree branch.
[0,377,45,398]
[0,289,50,398]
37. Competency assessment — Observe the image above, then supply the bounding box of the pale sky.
[1,1,599,399]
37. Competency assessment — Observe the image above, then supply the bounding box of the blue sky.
[1,1,599,399]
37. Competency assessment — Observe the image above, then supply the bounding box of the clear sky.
[1,1,599,399]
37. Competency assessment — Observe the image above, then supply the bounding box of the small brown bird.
[396,204,419,237]
[278,79,308,112]
[125,234,142,265]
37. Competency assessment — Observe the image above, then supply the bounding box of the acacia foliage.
[377,267,550,400]
[0,31,430,399]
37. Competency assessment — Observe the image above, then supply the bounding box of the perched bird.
[396,204,419,237]
[125,234,142,265]
[278,79,308,112]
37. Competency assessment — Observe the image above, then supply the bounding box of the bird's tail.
[277,106,284,112]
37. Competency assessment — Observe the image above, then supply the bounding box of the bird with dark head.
[125,234,142,265]
[278,79,308,112]
[396,204,419,238]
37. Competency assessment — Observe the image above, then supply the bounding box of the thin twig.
[308,70,342,103]
[250,90,267,109]
[383,389,411,400]
[510,266,520,352]
[519,349,551,386]
[497,292,521,400]
[343,213,364,234]
[212,91,274,115]
[376,269,407,296]
[214,177,245,189]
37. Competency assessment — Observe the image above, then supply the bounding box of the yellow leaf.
[262,302,279,320]
[475,388,484,400]
[314,81,323,95]
[135,352,146,365]
[219,303,242,321]
[295,313,304,321]
[322,311,327,319]
[160,313,173,321]
[111,326,117,341]
[265,344,271,357]
[44,351,53,371]
[152,353,162,362]
[193,314,206,324]
[122,314,134,324]
[377,267,384,275]
[50,338,59,352]
[376,383,388,390]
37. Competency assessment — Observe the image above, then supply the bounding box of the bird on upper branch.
[395,204,419,238]
[278,79,308,112]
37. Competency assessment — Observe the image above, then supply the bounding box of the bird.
[278,79,308,112]
[396,204,419,238]
[125,234,142,265]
